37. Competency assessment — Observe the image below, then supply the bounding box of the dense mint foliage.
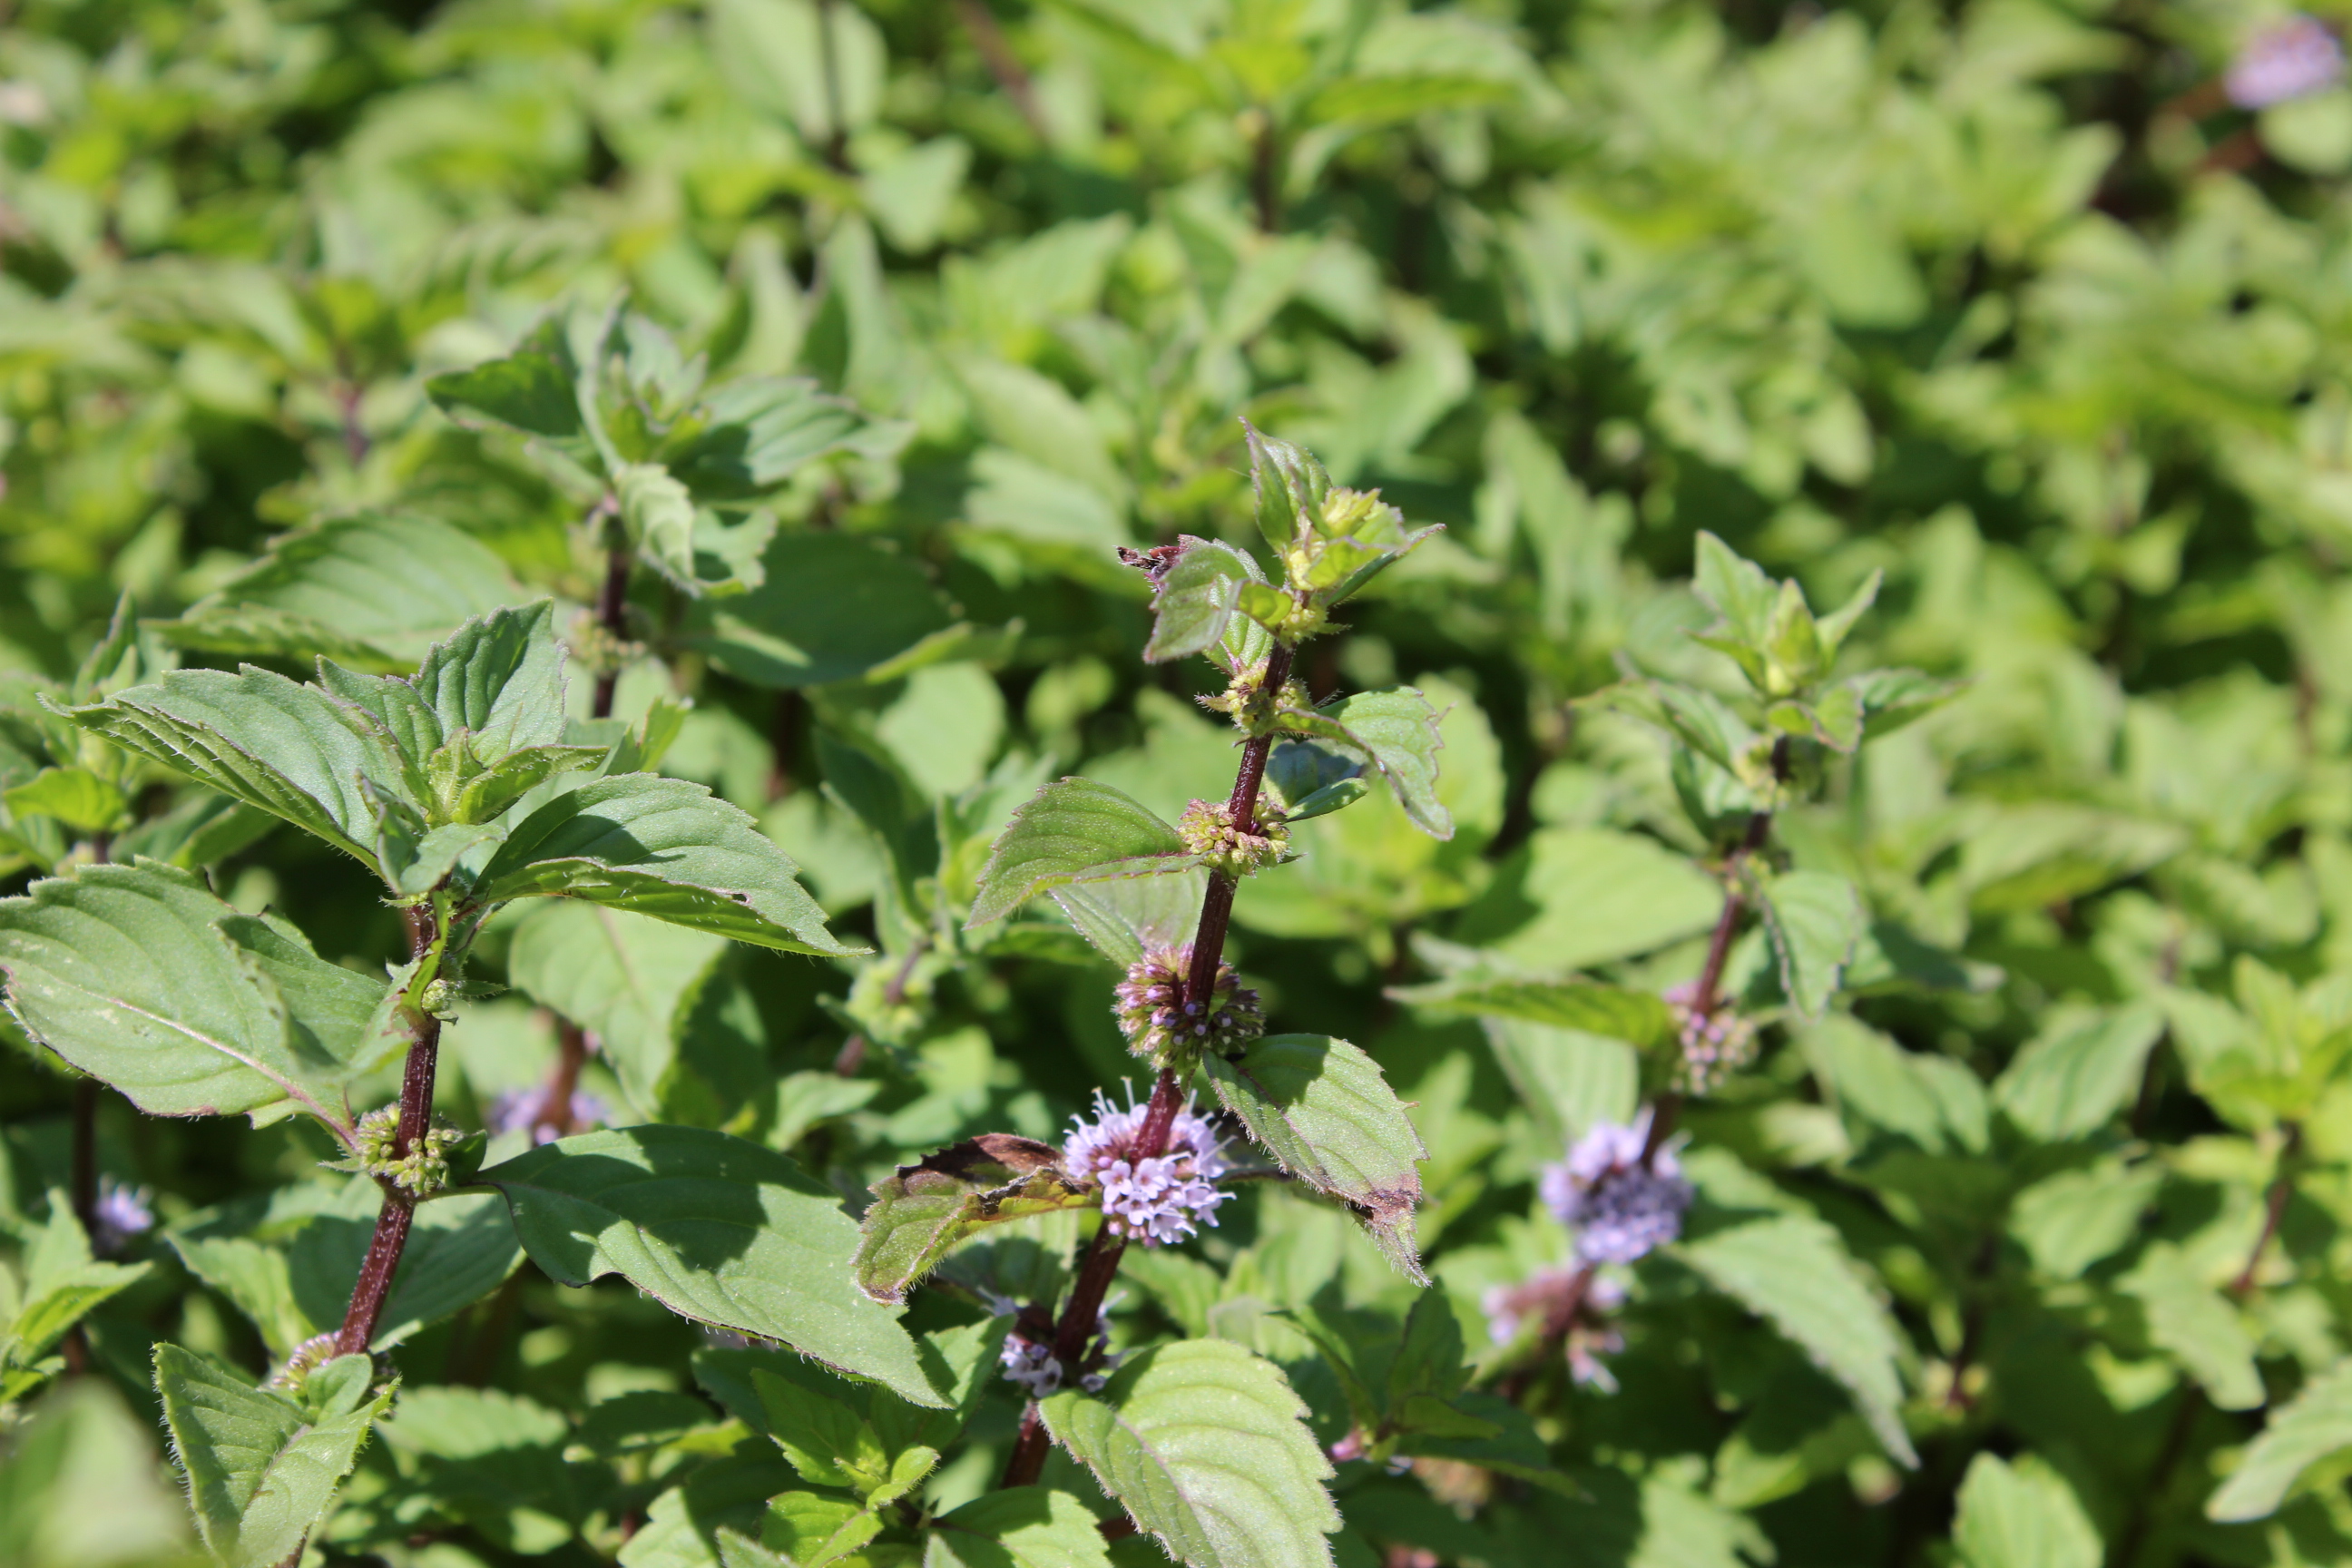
[4,0,2352,1566]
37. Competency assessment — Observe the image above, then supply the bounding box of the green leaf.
[760,1491,883,1568]
[1245,423,1333,556]
[1146,539,1263,664]
[426,316,586,439]
[407,599,572,762]
[2208,1357,2352,1521]
[474,773,862,956]
[374,1385,582,1554]
[684,532,958,690]
[3,769,127,835]
[1681,1215,1916,1466]
[1,1200,149,1369]
[667,377,890,496]
[506,902,727,1115]
[1845,667,1965,741]
[1952,1454,2102,1568]
[854,1134,1100,1304]
[1204,1034,1429,1281]
[967,778,1198,928]
[1041,1338,1338,1568]
[153,1342,393,1568]
[927,1488,1116,1568]
[2121,1244,2263,1410]
[1386,975,1672,1048]
[0,1378,193,1563]
[0,861,390,1132]
[63,666,409,869]
[1050,869,1209,967]
[167,1178,521,1355]
[1993,1003,2166,1142]
[1689,533,1779,682]
[473,1125,946,1408]
[1756,870,1867,1016]
[1275,688,1451,839]
[750,1367,885,1490]
[160,514,532,673]
[619,463,706,595]
[621,1445,798,1568]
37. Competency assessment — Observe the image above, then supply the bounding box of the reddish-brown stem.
[2231,1122,2302,1297]
[335,905,444,1357]
[591,540,631,720]
[1001,644,1296,1489]
[954,0,1049,141]
[531,1022,590,1142]
[815,0,851,173]
[1496,1262,1596,1406]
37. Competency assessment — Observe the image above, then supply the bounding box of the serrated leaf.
[761,1491,883,1568]
[855,1134,1100,1304]
[475,773,861,956]
[154,1342,392,1568]
[160,514,532,672]
[1245,423,1332,556]
[1049,869,1208,967]
[1680,1215,1916,1466]
[407,599,572,761]
[2208,1357,2352,1521]
[507,902,728,1116]
[1993,1003,2166,1142]
[1204,1034,1428,1281]
[0,860,390,1131]
[1846,667,1964,741]
[474,1125,946,1408]
[1275,688,1451,839]
[927,1488,1116,1568]
[1584,679,1756,778]
[63,666,410,869]
[1953,1454,2102,1568]
[967,779,1198,928]
[750,1367,884,1489]
[1146,538,1262,664]
[1757,870,1867,1016]
[1042,1338,1338,1568]
[167,1177,521,1355]
[1386,975,1672,1047]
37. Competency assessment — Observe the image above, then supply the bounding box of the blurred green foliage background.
[12,0,2352,1564]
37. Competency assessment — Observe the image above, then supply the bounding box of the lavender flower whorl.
[1113,945,1263,1067]
[1063,1088,1231,1246]
[1540,1112,1692,1267]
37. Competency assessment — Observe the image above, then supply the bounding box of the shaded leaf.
[1275,689,1450,839]
[474,1125,946,1408]
[968,779,1197,928]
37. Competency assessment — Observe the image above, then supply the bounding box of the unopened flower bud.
[1113,945,1263,1065]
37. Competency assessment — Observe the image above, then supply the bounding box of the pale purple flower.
[485,1086,608,1144]
[1661,982,1758,1094]
[992,1298,1120,1396]
[1063,1088,1230,1245]
[1540,1112,1692,1266]
[2227,16,2345,109]
[91,1179,153,1256]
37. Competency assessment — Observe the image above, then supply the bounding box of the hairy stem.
[335,904,445,1357]
[1001,644,1296,1487]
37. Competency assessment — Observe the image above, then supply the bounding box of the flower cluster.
[1063,1088,1231,1245]
[90,1178,153,1257]
[485,1086,609,1144]
[2227,15,2344,108]
[1199,660,1310,731]
[1661,982,1758,1094]
[995,1301,1121,1396]
[1482,1269,1629,1389]
[1539,1112,1692,1266]
[1177,798,1289,878]
[1113,945,1263,1064]
[353,1106,463,1196]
